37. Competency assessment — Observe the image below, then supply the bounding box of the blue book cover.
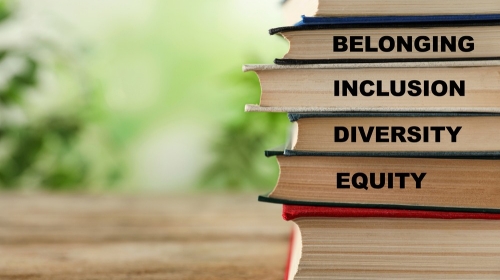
[295,14,500,26]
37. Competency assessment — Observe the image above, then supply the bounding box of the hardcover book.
[244,61,500,112]
[261,151,500,213]
[287,112,500,153]
[270,20,500,64]
[282,204,500,279]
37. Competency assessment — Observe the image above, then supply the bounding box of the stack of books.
[245,0,500,279]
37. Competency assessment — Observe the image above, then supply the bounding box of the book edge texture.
[245,105,500,113]
[244,60,500,71]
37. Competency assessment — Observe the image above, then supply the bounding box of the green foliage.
[201,60,289,190]
[0,117,86,189]
[0,0,287,191]
[0,1,123,190]
[0,1,9,21]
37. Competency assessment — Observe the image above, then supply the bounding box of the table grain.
[0,193,289,280]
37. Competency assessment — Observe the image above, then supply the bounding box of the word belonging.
[333,36,474,53]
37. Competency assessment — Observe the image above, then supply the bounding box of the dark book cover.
[295,14,500,26]
[259,195,500,214]
[287,112,500,122]
[270,19,500,35]
[265,147,500,159]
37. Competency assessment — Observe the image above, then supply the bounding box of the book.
[287,112,500,153]
[250,3,500,280]
[282,0,500,25]
[260,152,500,213]
[269,20,500,64]
[244,61,500,112]
[282,204,500,279]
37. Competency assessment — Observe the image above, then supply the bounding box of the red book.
[282,204,500,279]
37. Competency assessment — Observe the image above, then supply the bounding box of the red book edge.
[282,204,500,221]
[283,224,301,280]
[283,226,294,280]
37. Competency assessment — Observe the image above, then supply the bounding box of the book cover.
[295,14,500,26]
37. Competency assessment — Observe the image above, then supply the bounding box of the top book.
[283,0,500,25]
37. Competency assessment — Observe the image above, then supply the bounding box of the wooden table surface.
[0,193,290,280]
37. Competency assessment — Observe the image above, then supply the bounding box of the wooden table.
[0,194,290,280]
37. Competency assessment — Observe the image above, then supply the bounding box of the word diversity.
[334,126,462,143]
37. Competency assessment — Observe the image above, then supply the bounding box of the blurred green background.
[0,0,290,192]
